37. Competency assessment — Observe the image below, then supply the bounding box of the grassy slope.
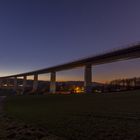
[4,90,140,139]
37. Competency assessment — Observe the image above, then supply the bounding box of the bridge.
[0,43,140,94]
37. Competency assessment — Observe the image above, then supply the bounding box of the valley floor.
[1,91,140,139]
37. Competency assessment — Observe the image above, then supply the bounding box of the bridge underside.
[0,43,140,94]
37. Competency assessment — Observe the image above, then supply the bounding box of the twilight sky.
[0,0,140,82]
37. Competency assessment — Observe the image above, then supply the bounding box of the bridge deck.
[1,43,140,78]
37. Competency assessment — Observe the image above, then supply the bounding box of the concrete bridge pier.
[84,64,92,93]
[22,76,27,94]
[32,74,38,92]
[14,77,18,91]
[50,71,56,94]
[0,79,2,88]
[6,78,10,89]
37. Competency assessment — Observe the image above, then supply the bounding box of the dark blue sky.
[0,0,140,82]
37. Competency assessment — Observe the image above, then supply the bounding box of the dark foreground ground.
[1,91,140,140]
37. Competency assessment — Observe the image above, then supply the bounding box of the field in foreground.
[3,90,140,140]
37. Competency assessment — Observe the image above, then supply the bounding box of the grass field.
[3,90,140,139]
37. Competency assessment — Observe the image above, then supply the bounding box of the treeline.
[110,77,140,87]
[104,77,140,92]
[93,77,140,93]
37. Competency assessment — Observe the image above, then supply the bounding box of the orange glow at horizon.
[0,59,139,84]
[0,70,139,84]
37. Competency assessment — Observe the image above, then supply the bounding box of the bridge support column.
[84,64,92,93]
[22,76,27,93]
[50,71,56,94]
[33,74,38,92]
[0,79,2,88]
[6,79,10,89]
[14,77,18,91]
